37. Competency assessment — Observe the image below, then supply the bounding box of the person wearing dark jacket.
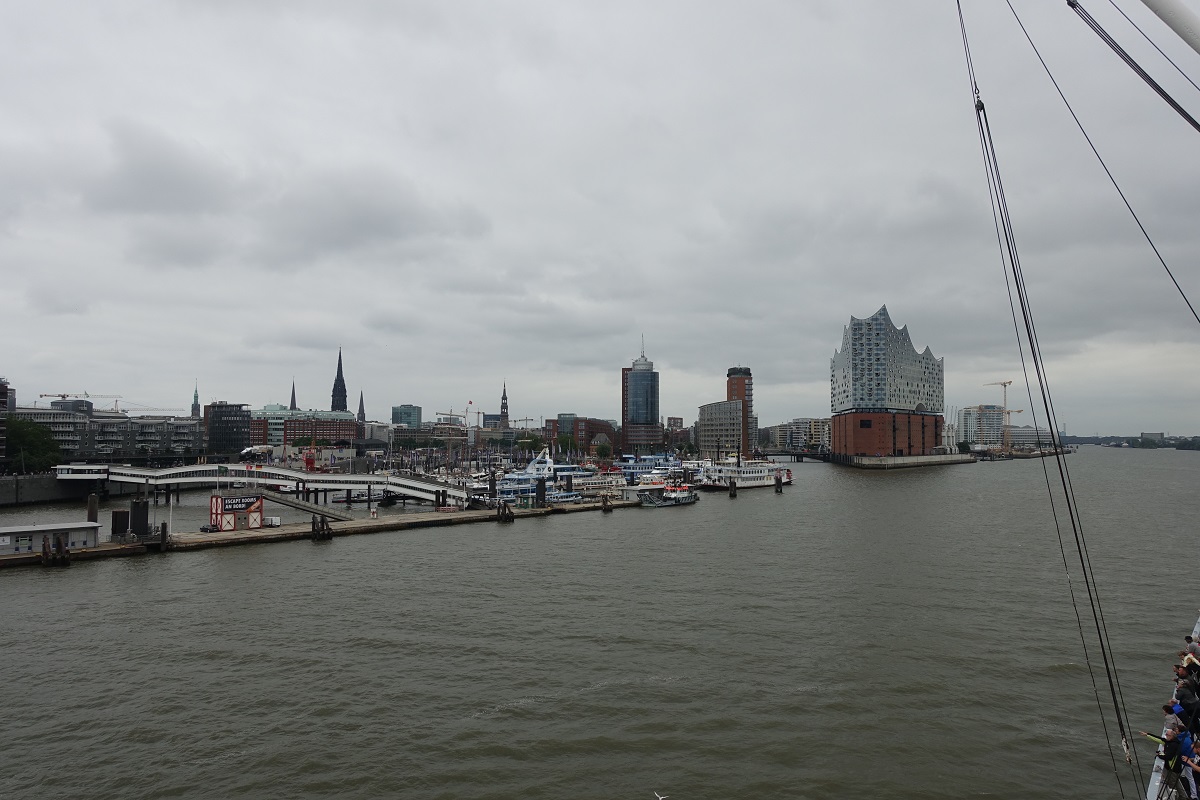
[1141,729,1197,800]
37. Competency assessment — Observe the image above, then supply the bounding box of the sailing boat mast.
[1139,0,1200,57]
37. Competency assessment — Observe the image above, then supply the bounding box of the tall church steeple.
[191,381,200,418]
[500,382,509,429]
[357,390,366,423]
[331,348,348,412]
[289,380,298,411]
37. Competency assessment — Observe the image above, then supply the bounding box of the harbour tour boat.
[694,458,792,491]
[638,483,699,508]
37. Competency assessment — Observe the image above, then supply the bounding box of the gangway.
[260,489,355,521]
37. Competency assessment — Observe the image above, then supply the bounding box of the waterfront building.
[621,347,663,454]
[957,405,1004,449]
[204,402,251,454]
[830,306,944,458]
[696,400,744,459]
[250,405,358,447]
[131,416,203,454]
[774,417,830,450]
[725,367,757,456]
[10,400,203,459]
[1009,424,1056,449]
[0,376,8,463]
[331,349,348,412]
[694,367,760,458]
[556,413,578,445]
[545,416,618,456]
[392,405,421,428]
[666,416,684,430]
[760,423,788,449]
[482,413,502,429]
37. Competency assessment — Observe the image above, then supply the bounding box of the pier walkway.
[54,463,470,504]
[168,497,638,551]
[1,497,641,568]
[260,489,355,521]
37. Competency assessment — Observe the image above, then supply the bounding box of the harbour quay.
[0,497,638,569]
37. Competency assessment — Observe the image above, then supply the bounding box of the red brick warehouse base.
[831,411,943,457]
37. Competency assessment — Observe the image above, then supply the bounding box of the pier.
[0,497,640,568]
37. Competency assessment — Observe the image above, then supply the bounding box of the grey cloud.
[26,283,90,316]
[85,121,239,215]
[127,218,231,268]
[254,167,489,264]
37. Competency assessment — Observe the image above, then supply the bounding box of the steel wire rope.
[1102,0,1200,95]
[997,6,1146,791]
[1001,3,1197,776]
[1019,1,1200,328]
[1070,0,1200,134]
[956,3,1143,795]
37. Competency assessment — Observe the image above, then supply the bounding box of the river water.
[1,447,1195,799]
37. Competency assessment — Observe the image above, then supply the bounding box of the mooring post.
[729,478,737,498]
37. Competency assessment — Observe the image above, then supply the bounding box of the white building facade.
[831,306,944,414]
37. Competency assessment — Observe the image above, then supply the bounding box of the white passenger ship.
[694,457,792,491]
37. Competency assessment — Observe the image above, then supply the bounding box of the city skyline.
[3,3,1198,435]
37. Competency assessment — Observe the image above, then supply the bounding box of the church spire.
[357,390,366,423]
[500,381,509,429]
[289,380,298,411]
[191,381,200,418]
[331,348,348,412]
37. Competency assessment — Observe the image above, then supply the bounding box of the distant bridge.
[55,463,472,504]
[759,450,830,462]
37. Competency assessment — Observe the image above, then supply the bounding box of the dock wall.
[833,453,976,469]
[0,475,142,508]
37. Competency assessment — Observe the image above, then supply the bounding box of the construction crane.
[40,392,121,402]
[983,380,1013,410]
[435,403,471,425]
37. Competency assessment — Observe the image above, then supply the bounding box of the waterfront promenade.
[0,497,639,568]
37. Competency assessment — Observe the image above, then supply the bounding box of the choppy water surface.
[2,447,1196,799]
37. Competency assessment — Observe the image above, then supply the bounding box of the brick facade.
[831,411,943,457]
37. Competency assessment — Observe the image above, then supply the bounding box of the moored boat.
[694,458,792,491]
[638,483,699,507]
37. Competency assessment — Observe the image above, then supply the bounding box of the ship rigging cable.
[1069,0,1200,134]
[1101,0,1200,95]
[955,3,1142,795]
[1015,1,1200,329]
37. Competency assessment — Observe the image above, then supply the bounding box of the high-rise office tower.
[621,344,662,454]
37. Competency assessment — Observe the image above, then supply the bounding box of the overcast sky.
[4,1,1199,436]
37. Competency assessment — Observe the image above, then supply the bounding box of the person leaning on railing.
[1140,727,1199,800]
